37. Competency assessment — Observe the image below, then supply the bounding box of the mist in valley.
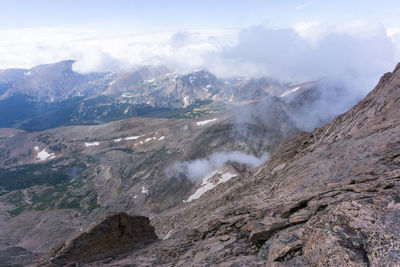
[168,151,270,182]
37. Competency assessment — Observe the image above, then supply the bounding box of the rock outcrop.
[37,212,157,266]
[80,63,400,266]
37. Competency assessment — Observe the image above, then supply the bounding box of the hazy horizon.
[0,0,399,93]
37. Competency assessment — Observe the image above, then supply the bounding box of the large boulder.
[37,212,158,266]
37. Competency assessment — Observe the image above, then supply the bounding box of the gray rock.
[37,212,157,266]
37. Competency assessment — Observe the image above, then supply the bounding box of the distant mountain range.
[0,60,296,130]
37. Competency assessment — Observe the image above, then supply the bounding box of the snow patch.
[144,136,157,143]
[183,96,190,106]
[24,71,31,76]
[158,136,165,140]
[34,146,39,152]
[280,86,301,97]
[125,135,142,140]
[162,72,177,77]
[237,76,250,81]
[183,171,236,203]
[114,138,122,142]
[141,186,148,194]
[84,142,99,147]
[219,172,237,183]
[37,148,55,161]
[121,92,133,98]
[163,230,173,240]
[196,118,217,126]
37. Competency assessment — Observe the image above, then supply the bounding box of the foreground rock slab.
[37,212,158,266]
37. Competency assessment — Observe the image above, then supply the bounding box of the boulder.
[37,212,157,266]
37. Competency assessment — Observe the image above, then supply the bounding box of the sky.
[0,0,399,30]
[0,0,399,94]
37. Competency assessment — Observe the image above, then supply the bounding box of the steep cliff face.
[74,64,400,266]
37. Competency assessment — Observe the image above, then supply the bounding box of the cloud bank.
[214,22,397,94]
[0,21,398,93]
[168,151,269,181]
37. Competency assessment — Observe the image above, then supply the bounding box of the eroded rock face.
[37,212,157,266]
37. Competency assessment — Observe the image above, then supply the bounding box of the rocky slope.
[0,60,388,266]
[0,93,303,265]
[47,63,400,266]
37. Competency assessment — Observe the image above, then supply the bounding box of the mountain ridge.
[0,60,322,132]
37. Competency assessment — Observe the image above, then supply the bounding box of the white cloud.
[293,21,332,44]
[209,21,397,95]
[71,49,124,73]
[0,27,237,72]
[169,151,269,181]
[0,21,398,96]
[388,27,400,59]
